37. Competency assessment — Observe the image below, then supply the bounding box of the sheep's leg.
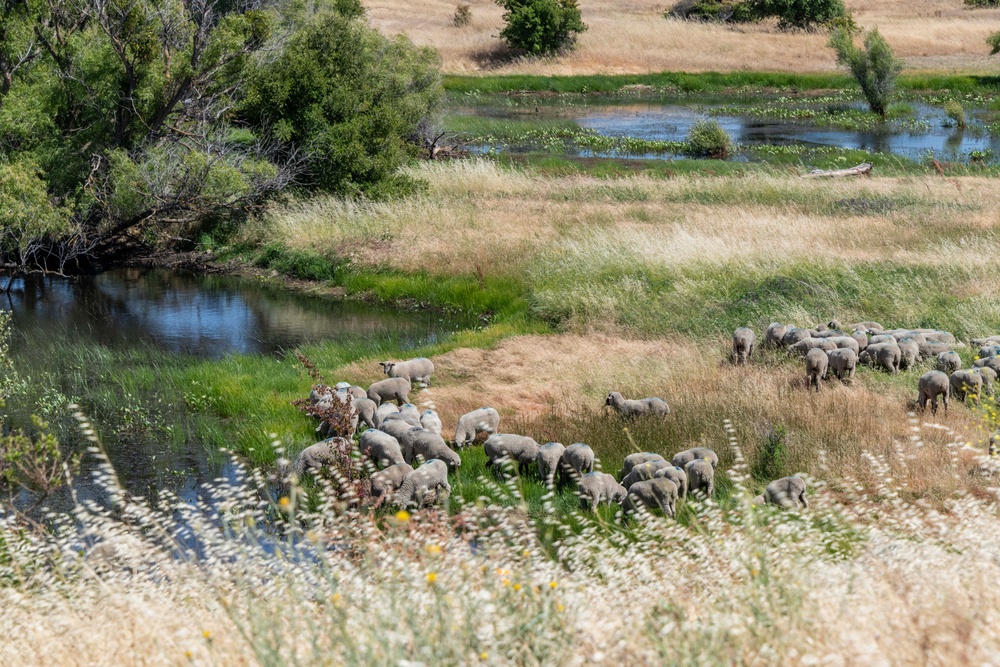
[799,492,808,509]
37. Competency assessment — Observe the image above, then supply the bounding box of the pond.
[449,98,1000,162]
[1,268,472,511]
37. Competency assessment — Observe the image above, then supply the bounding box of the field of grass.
[367,0,1000,76]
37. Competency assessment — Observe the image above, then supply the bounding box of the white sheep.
[732,327,755,366]
[373,403,400,428]
[653,465,688,498]
[621,460,673,490]
[403,427,461,470]
[619,452,666,479]
[670,447,718,469]
[379,418,417,443]
[753,476,808,509]
[577,472,627,511]
[419,409,443,435]
[380,358,434,386]
[622,478,678,518]
[351,396,378,429]
[685,459,715,498]
[483,433,540,474]
[288,437,351,479]
[359,429,404,468]
[604,392,670,418]
[382,412,421,428]
[560,443,595,483]
[392,459,451,508]
[536,442,567,489]
[367,377,411,406]
[370,463,413,507]
[399,403,421,421]
[454,407,500,448]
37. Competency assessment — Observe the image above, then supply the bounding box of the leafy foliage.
[667,0,756,23]
[751,0,851,30]
[454,4,473,26]
[496,0,587,55]
[965,0,1000,6]
[829,27,902,118]
[944,100,966,128]
[684,120,732,159]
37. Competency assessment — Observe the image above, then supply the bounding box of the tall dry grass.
[365,0,1000,74]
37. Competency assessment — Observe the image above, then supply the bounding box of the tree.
[829,27,902,118]
[239,13,442,198]
[496,0,587,56]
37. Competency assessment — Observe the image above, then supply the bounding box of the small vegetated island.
[4,0,1000,663]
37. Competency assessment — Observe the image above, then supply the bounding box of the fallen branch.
[803,162,873,178]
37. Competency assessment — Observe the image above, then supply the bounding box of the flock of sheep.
[290,356,808,516]
[737,320,1000,415]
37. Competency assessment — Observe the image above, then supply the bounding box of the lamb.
[671,446,719,469]
[917,370,950,415]
[789,338,837,356]
[359,429,404,467]
[826,348,857,381]
[419,409,443,435]
[369,463,413,507]
[805,348,829,391]
[685,459,715,499]
[380,357,434,387]
[604,392,670,418]
[577,472,628,511]
[392,459,451,509]
[622,478,679,518]
[732,327,755,366]
[560,443,596,482]
[754,476,808,509]
[289,437,351,478]
[536,442,567,488]
[619,452,665,479]
[950,369,983,403]
[937,351,961,374]
[373,403,400,428]
[765,323,788,347]
[620,460,673,489]
[975,366,997,397]
[400,427,461,469]
[654,465,688,498]
[351,396,378,430]
[454,407,501,448]
[484,433,540,474]
[367,377,411,406]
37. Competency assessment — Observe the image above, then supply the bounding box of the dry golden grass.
[365,0,1000,74]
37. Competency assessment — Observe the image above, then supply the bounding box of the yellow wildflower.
[549,581,558,589]
[427,572,437,584]
[426,544,442,555]
[394,510,410,522]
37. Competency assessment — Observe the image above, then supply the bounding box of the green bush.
[454,4,472,26]
[829,27,902,118]
[965,0,1000,7]
[944,100,966,128]
[496,0,587,56]
[667,0,755,22]
[241,13,442,198]
[751,0,850,30]
[684,120,733,159]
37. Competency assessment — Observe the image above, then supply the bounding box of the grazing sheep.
[290,438,351,478]
[849,321,884,332]
[937,351,962,374]
[419,409,443,435]
[382,412,421,428]
[536,442,567,488]
[917,371,950,415]
[866,334,895,347]
[399,403,421,420]
[379,417,417,443]
[782,328,812,347]
[654,465,688,498]
[351,397,378,430]
[826,348,857,381]
[850,331,868,353]
[950,369,983,403]
[336,385,367,401]
[619,452,666,479]
[622,478,679,518]
[973,356,1000,376]
[380,358,434,387]
[979,345,1000,360]
[370,463,413,507]
[621,460,673,489]
[405,428,461,469]
[393,460,451,509]
[765,323,788,347]
[972,335,1000,348]
[604,392,670,418]
[860,342,900,373]
[732,327,755,366]
[896,338,920,371]
[484,434,540,474]
[826,336,860,355]
[367,377,411,406]
[975,366,997,397]
[827,320,843,331]
[671,447,719,469]
[577,472,628,511]
[685,459,715,499]
[805,348,829,391]
[560,443,596,482]
[789,338,837,356]
[373,403,400,428]
[454,407,501,448]
[359,429,404,468]
[756,476,808,509]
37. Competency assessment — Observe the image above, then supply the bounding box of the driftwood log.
[803,163,873,178]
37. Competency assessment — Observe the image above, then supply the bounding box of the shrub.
[988,30,1000,55]
[965,0,1000,6]
[750,0,850,30]
[667,0,756,22]
[684,120,733,159]
[944,100,966,128]
[454,4,472,26]
[496,0,587,56]
[829,27,902,118]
